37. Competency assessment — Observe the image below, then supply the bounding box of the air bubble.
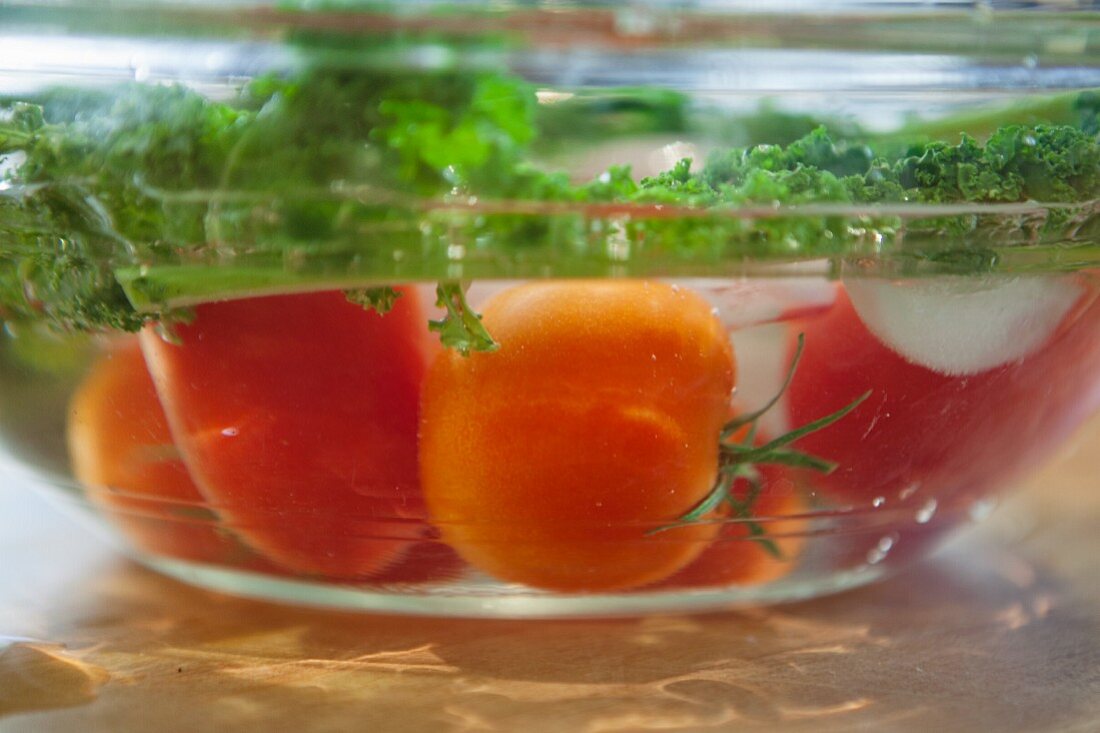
[898,482,921,501]
[866,534,898,565]
[871,496,885,508]
[221,427,239,437]
[915,498,938,524]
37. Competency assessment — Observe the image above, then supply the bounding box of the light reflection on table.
[1,420,1098,732]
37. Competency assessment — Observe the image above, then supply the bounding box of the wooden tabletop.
[2,419,1100,733]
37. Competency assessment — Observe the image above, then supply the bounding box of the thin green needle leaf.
[723,448,837,473]
[721,333,805,438]
[733,479,783,558]
[672,332,870,549]
[751,390,871,454]
[647,470,737,536]
[680,481,729,524]
[745,520,783,559]
[748,519,783,554]
[743,421,759,447]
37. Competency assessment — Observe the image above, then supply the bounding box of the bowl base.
[140,556,888,619]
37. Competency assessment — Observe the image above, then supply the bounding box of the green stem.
[653,333,869,551]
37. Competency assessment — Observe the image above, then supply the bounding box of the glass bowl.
[1,0,1098,617]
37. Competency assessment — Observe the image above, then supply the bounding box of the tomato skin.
[419,281,736,592]
[787,285,1100,507]
[68,340,260,566]
[140,289,437,578]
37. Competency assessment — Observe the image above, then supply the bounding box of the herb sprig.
[1,66,1098,346]
[345,286,402,314]
[429,281,499,355]
[651,334,870,557]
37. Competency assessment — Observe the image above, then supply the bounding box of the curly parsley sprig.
[429,281,499,356]
[1,69,1098,346]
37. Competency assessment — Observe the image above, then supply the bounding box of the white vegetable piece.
[690,273,837,330]
[845,276,1082,376]
[730,323,795,438]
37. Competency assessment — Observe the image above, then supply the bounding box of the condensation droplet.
[915,498,938,524]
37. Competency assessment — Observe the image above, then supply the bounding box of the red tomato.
[68,339,265,568]
[787,283,1100,508]
[419,281,736,592]
[140,290,437,578]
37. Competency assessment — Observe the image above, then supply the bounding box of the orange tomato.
[419,280,736,592]
[67,339,260,567]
